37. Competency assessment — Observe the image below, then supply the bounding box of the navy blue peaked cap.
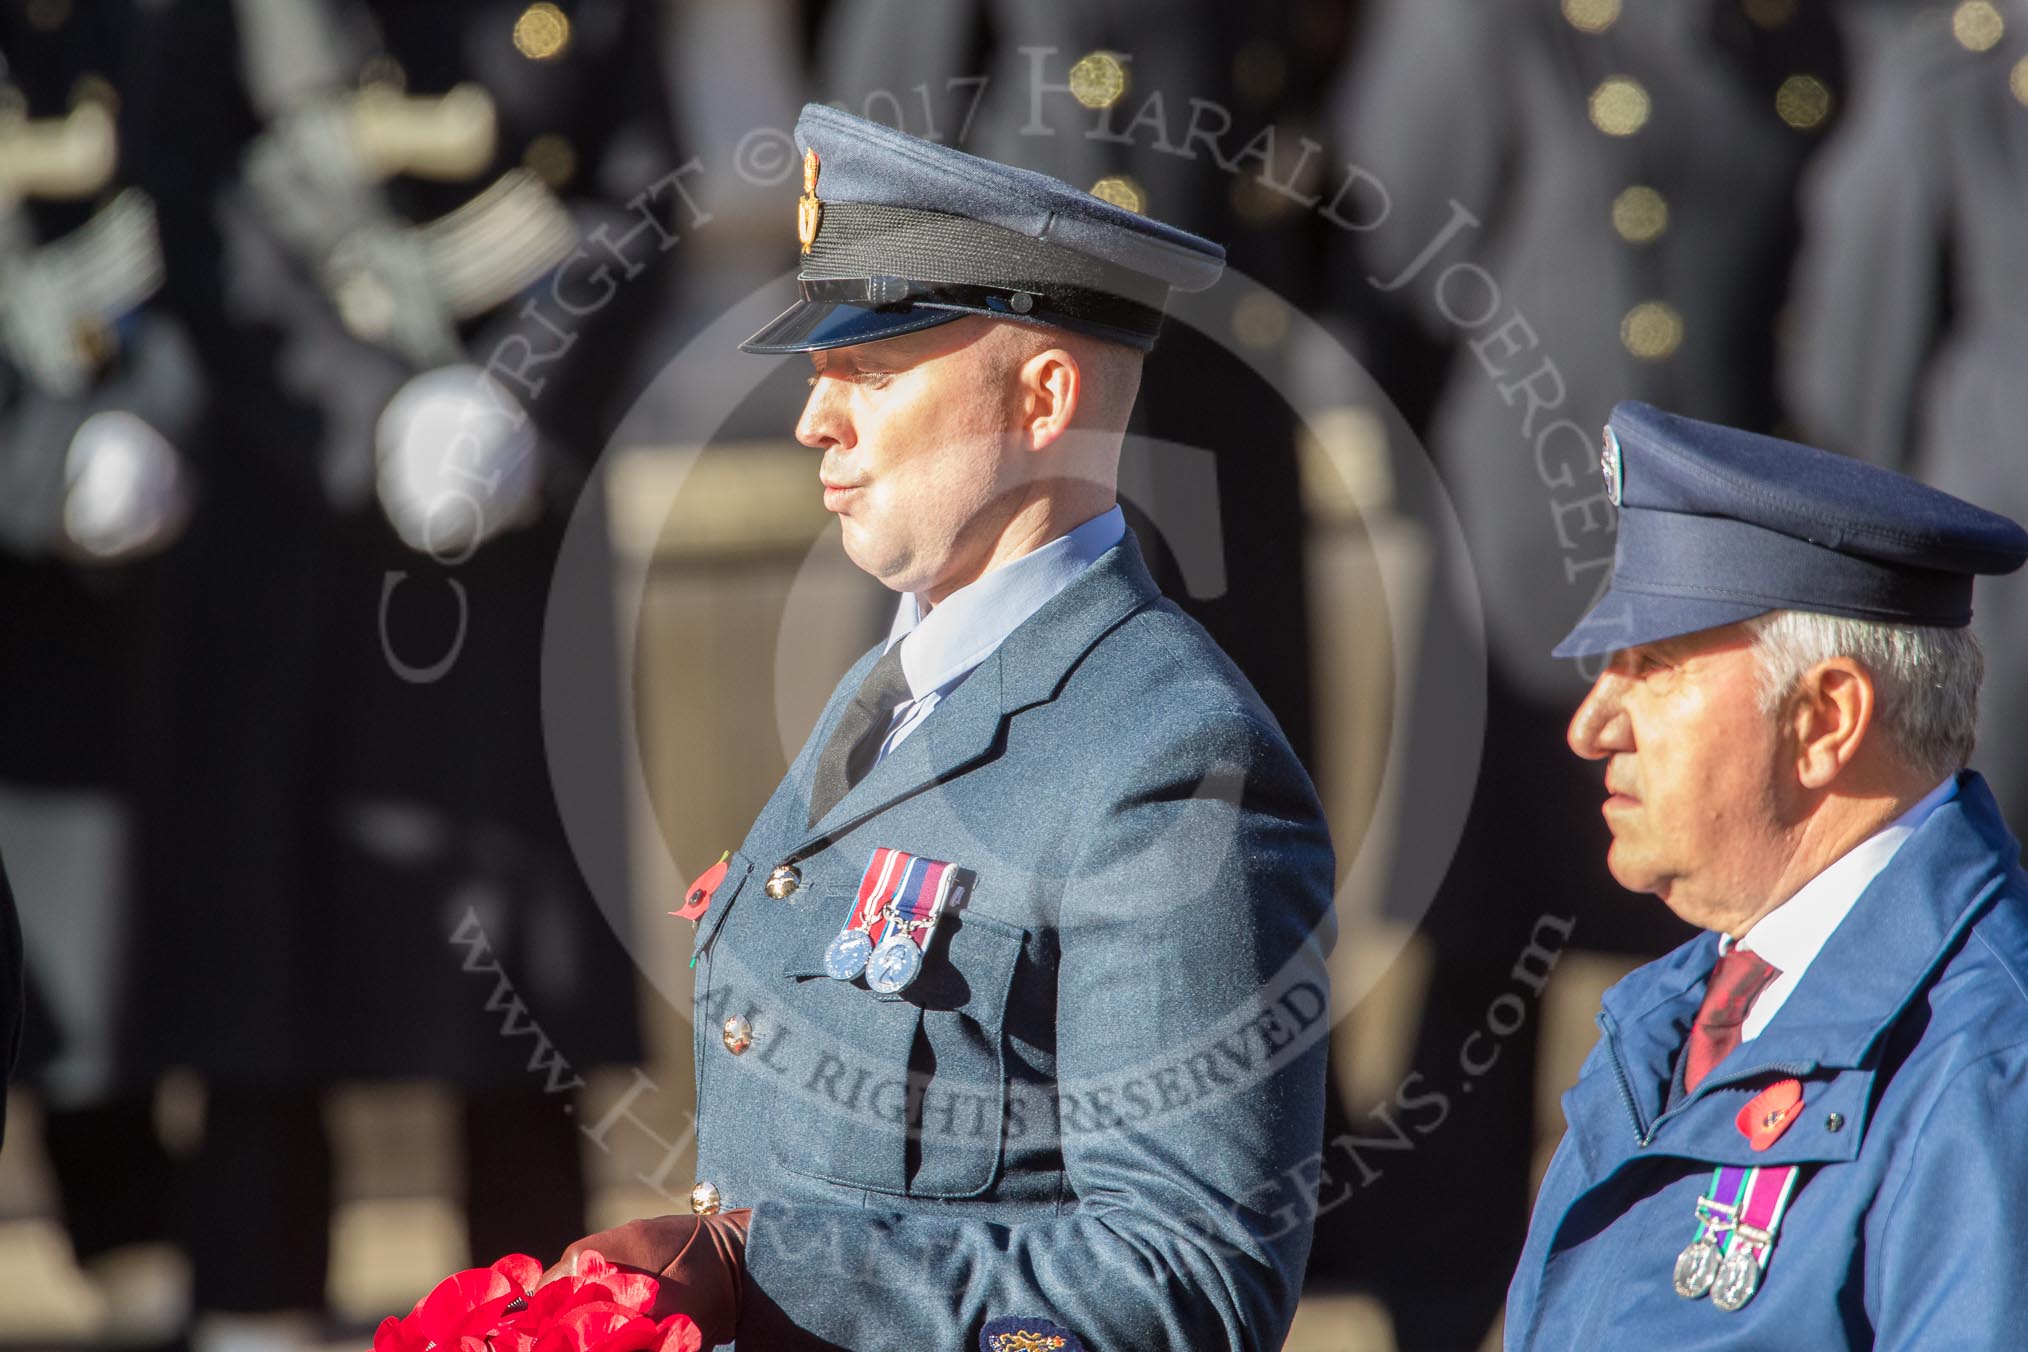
[740,103,1225,354]
[1553,402,2028,658]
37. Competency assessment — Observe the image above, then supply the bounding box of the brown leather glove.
[539,1209,752,1346]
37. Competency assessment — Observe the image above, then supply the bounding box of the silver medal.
[1672,1238,1722,1299]
[824,928,874,980]
[865,931,924,993]
[1710,1244,1762,1312]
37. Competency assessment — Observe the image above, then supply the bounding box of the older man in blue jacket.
[542,106,1336,1350]
[1507,401,2028,1347]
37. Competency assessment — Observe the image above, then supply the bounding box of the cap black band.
[797,275,1164,347]
[799,200,1171,346]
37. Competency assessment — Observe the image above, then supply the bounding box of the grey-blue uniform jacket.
[1507,773,2028,1348]
[687,532,1336,1350]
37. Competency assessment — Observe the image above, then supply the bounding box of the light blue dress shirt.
[869,505,1126,766]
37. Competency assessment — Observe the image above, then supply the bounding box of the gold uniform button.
[1775,75,1834,131]
[513,2,572,61]
[764,864,800,899]
[1090,175,1146,214]
[1621,301,1685,360]
[1743,0,1797,30]
[1611,185,1669,244]
[1588,76,1652,137]
[523,132,577,188]
[1562,0,1620,34]
[721,1015,753,1055]
[690,1180,723,1215]
[1954,0,2006,52]
[1068,51,1128,110]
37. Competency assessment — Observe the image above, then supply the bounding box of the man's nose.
[1567,670,1629,761]
[796,379,849,451]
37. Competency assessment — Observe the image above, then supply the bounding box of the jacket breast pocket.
[768,909,1026,1199]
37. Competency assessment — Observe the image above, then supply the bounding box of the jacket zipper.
[1599,1010,1652,1145]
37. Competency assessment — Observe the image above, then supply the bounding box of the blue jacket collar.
[1601,772,2022,1080]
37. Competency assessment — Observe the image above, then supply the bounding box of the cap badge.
[797,148,822,254]
[1601,424,1624,506]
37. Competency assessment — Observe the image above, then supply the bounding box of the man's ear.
[1019,348,1081,451]
[1788,657,1877,789]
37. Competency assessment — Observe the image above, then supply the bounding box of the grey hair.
[1748,611,1984,781]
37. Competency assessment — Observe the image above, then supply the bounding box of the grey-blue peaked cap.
[740,103,1226,354]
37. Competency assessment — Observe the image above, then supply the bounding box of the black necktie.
[807,644,912,827]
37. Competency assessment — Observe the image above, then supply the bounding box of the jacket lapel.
[1723,772,2020,1076]
[784,531,1162,855]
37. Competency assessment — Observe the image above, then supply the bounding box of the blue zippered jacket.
[1508,771,2028,1348]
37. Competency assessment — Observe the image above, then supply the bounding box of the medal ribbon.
[1692,1164,1750,1245]
[883,858,950,949]
[1723,1164,1800,1269]
[847,847,910,941]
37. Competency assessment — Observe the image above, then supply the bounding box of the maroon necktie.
[1683,947,1782,1094]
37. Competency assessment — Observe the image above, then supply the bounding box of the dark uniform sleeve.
[1328,0,1514,336]
[1782,37,1951,472]
[738,709,1336,1350]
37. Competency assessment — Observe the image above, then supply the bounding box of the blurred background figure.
[1325,0,1852,1342]
[129,1,678,1345]
[1784,0,2028,843]
[0,1,679,1347]
[0,2,204,1345]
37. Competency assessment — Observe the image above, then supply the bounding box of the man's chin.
[1610,858,1711,926]
[1604,843,1663,898]
[838,531,897,584]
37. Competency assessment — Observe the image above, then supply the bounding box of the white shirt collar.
[1728,775,1959,1038]
[883,505,1126,700]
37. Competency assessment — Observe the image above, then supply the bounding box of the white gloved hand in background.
[62,409,193,561]
[374,363,541,556]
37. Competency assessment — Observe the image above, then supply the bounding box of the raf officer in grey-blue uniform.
[1507,401,2028,1348]
[543,105,1337,1351]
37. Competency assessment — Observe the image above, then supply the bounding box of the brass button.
[1954,0,2006,52]
[764,864,800,899]
[1588,75,1651,137]
[690,1180,723,1215]
[513,2,572,61]
[1068,51,1128,110]
[721,1014,752,1055]
[1090,175,1146,214]
[522,132,577,188]
[1562,0,1620,33]
[1775,74,1834,131]
[1621,300,1684,360]
[1743,0,1797,30]
[1611,185,1669,244]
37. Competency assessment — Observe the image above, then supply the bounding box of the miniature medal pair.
[1672,1080,1808,1312]
[823,846,962,994]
